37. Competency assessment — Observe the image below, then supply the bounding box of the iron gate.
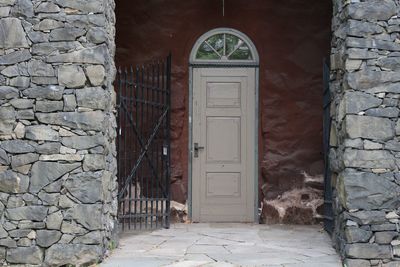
[323,58,333,235]
[116,55,171,231]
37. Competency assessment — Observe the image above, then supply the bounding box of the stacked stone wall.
[0,0,117,265]
[330,0,400,265]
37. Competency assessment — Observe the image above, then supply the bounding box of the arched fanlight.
[190,28,259,65]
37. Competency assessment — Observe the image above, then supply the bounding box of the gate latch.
[194,143,204,158]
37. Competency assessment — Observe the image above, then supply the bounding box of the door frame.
[187,28,260,222]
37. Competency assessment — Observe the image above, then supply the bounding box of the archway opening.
[115,0,332,225]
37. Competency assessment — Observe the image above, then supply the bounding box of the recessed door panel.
[206,172,241,197]
[207,82,241,108]
[206,117,241,163]
[192,68,256,222]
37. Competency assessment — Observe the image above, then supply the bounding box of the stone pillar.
[330,0,400,265]
[0,0,117,265]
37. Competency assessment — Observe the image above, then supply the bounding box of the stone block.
[61,220,87,235]
[0,86,18,99]
[83,154,105,171]
[64,171,103,204]
[346,243,391,259]
[6,206,48,221]
[35,142,61,154]
[343,149,396,169]
[64,204,103,230]
[72,231,102,245]
[347,20,384,37]
[61,134,104,149]
[11,0,33,18]
[6,246,43,264]
[0,170,28,193]
[36,100,64,112]
[344,259,371,267]
[84,65,105,87]
[9,98,33,109]
[46,211,63,230]
[16,108,34,120]
[11,153,38,168]
[347,0,396,20]
[0,49,31,65]
[371,224,397,232]
[30,161,80,193]
[23,85,64,100]
[63,94,76,111]
[0,147,9,165]
[36,111,105,131]
[0,18,28,48]
[365,107,399,118]
[27,60,54,77]
[347,69,400,90]
[338,169,400,210]
[58,65,86,88]
[375,231,398,244]
[32,41,82,56]
[345,115,394,141]
[345,227,373,243]
[36,2,60,13]
[46,45,107,64]
[36,230,62,247]
[0,106,15,134]
[44,244,101,266]
[25,125,59,141]
[0,140,35,154]
[76,87,109,110]
[348,210,387,225]
[39,154,83,162]
[49,26,85,41]
[33,18,63,31]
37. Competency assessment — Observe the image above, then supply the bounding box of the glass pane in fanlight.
[225,34,241,55]
[206,34,224,56]
[196,42,219,60]
[229,44,252,60]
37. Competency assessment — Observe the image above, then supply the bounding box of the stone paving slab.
[100,224,342,267]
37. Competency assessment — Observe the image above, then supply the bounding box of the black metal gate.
[116,55,171,231]
[323,58,333,235]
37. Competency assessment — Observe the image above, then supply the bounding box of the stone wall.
[0,0,117,265]
[330,0,400,265]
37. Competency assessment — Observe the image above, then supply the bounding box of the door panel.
[192,68,256,222]
[206,117,241,163]
[207,82,241,108]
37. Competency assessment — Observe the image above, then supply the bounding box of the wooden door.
[192,67,256,222]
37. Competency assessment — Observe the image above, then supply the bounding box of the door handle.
[194,143,204,158]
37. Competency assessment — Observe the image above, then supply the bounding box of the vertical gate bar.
[145,64,150,229]
[140,65,145,230]
[155,61,160,229]
[134,66,140,230]
[151,61,155,229]
[160,59,165,227]
[128,66,134,230]
[163,58,167,228]
[128,66,133,230]
[166,54,172,228]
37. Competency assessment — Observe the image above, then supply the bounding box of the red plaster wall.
[116,0,332,223]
